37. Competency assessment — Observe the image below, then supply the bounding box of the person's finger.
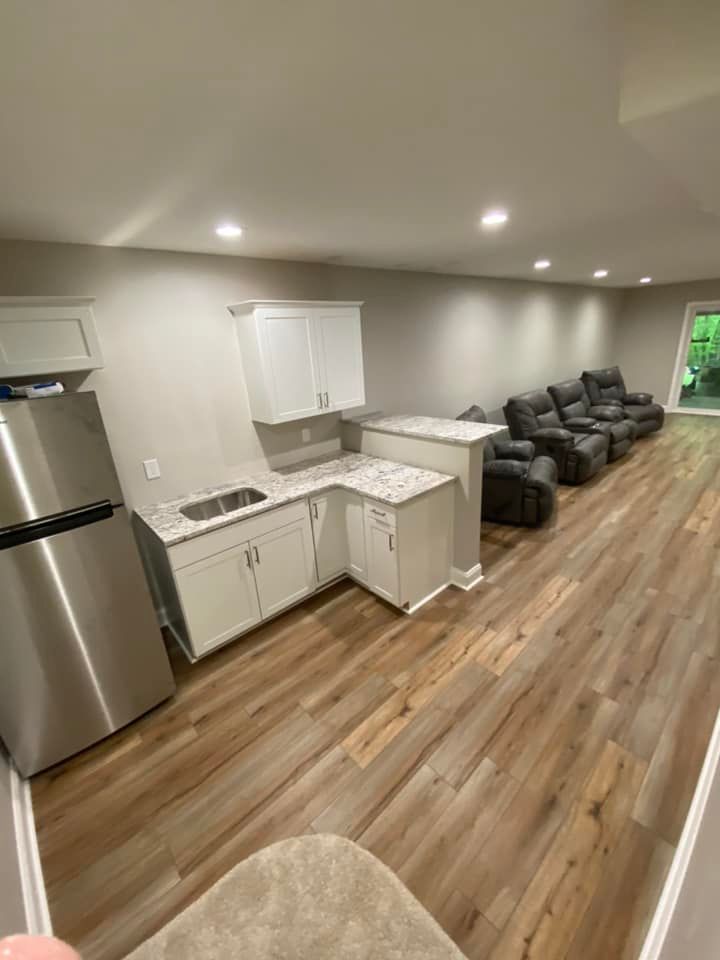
[0,935,81,960]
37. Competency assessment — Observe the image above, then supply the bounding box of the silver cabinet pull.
[244,549,252,568]
[312,502,319,520]
[388,533,394,551]
[324,391,329,408]
[253,546,260,564]
[317,393,323,408]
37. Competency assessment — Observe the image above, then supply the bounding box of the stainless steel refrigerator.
[0,392,175,777]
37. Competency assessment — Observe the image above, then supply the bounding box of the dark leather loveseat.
[503,389,609,484]
[547,378,637,462]
[580,366,664,437]
[457,405,557,525]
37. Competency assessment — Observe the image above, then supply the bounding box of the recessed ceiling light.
[481,210,509,227]
[593,269,609,279]
[640,276,652,284]
[534,259,551,270]
[215,223,243,238]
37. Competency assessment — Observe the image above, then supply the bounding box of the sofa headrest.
[456,404,487,423]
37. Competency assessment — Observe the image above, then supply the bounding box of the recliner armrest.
[494,440,535,462]
[483,459,529,479]
[564,417,597,432]
[528,427,573,465]
[624,391,653,405]
[588,404,623,422]
[530,427,574,443]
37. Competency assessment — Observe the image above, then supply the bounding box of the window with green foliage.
[687,312,720,367]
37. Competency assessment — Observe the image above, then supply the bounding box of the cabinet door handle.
[318,393,323,408]
[312,502,319,520]
[371,508,387,518]
[324,391,329,408]
[244,549,252,568]
[388,533,394,551]
[253,546,260,564]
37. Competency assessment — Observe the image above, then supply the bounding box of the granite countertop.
[353,414,505,445]
[136,451,455,547]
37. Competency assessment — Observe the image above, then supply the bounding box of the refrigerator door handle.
[0,501,114,551]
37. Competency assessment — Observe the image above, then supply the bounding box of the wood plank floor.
[32,414,720,960]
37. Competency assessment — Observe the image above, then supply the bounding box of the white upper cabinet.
[313,307,365,412]
[230,300,365,424]
[257,305,322,420]
[0,297,104,377]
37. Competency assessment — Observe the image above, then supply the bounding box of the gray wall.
[0,239,621,509]
[617,280,720,405]
[331,265,622,422]
[0,749,26,935]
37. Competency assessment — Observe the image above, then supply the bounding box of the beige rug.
[126,834,466,960]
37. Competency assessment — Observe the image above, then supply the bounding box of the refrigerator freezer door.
[0,507,175,776]
[0,392,124,529]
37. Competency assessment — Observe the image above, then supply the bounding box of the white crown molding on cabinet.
[230,300,364,308]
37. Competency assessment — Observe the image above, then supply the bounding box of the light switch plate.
[143,458,161,480]
[301,428,311,443]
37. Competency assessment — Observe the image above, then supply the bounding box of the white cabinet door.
[313,307,365,411]
[310,492,348,582]
[175,542,262,656]
[345,492,367,582]
[365,518,400,605]
[258,307,323,421]
[251,516,317,618]
[0,297,104,377]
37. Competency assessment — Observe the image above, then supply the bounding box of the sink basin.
[180,488,267,522]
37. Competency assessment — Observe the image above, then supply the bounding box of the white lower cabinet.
[143,482,454,662]
[311,490,367,584]
[345,493,367,583]
[251,517,317,618]
[365,517,399,605]
[164,500,316,659]
[310,487,453,612]
[175,542,261,656]
[310,491,349,582]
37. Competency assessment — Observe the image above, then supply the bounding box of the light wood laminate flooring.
[32,414,720,960]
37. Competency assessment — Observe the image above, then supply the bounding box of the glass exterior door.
[679,311,720,412]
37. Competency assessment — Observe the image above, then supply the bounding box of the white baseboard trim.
[404,582,450,615]
[638,706,720,960]
[664,405,720,418]
[9,762,52,936]
[450,563,484,591]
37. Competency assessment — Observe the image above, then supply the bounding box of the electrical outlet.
[143,458,161,480]
[301,428,311,443]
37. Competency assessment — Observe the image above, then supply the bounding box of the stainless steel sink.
[180,488,267,522]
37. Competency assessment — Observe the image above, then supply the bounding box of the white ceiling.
[1,0,719,287]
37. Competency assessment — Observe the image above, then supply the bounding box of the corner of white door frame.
[9,761,52,935]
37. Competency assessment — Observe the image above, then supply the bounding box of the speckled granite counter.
[353,414,505,445]
[136,451,455,546]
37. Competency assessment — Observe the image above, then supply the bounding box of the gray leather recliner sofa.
[457,405,557,525]
[547,378,637,462]
[580,366,664,437]
[503,389,609,484]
